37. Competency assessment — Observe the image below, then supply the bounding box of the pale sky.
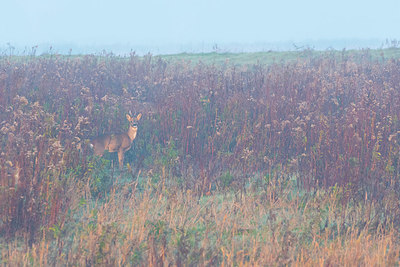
[1,0,399,53]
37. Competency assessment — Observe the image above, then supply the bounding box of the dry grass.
[1,176,399,266]
[1,49,400,265]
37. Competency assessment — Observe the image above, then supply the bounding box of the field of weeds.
[1,49,400,265]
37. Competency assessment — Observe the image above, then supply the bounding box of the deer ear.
[126,114,132,120]
[136,113,142,120]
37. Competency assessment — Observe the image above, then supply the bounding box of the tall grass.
[0,49,400,265]
[2,179,399,265]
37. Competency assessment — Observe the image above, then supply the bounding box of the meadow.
[0,48,400,265]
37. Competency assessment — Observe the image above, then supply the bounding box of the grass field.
[158,47,400,65]
[1,48,400,265]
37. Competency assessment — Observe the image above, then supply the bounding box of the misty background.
[1,0,399,55]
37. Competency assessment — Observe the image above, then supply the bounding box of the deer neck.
[127,125,138,142]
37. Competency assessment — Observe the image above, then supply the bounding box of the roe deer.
[90,113,142,169]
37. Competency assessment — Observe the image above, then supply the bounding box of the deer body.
[90,113,141,169]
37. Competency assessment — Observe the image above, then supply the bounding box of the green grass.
[158,51,298,65]
[158,48,400,65]
[2,47,400,66]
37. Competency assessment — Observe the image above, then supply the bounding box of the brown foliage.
[0,51,400,243]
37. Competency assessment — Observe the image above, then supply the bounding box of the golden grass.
[1,176,399,266]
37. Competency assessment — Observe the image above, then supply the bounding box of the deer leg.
[118,150,124,169]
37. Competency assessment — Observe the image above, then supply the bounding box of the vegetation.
[0,48,400,265]
[159,47,400,65]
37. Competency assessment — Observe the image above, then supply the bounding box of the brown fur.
[90,113,142,169]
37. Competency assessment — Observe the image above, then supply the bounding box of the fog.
[1,0,399,55]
